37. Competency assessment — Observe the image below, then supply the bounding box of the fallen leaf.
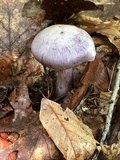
[85,0,120,21]
[0,0,43,51]
[97,23,120,54]
[85,0,115,5]
[40,98,98,160]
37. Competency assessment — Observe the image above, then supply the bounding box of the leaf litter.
[0,0,120,160]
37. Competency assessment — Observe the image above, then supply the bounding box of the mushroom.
[31,24,96,97]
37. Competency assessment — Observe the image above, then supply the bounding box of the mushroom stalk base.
[55,68,73,97]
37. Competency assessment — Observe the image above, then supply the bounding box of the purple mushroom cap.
[31,24,96,97]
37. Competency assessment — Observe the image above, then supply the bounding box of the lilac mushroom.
[31,24,96,97]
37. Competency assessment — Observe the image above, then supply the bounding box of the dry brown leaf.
[75,11,120,36]
[75,9,120,52]
[40,98,98,160]
[0,0,44,51]
[97,23,120,54]
[84,0,120,21]
[85,0,115,5]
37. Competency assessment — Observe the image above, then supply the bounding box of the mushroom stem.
[55,68,73,97]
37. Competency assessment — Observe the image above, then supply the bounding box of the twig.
[73,84,94,113]
[100,58,120,144]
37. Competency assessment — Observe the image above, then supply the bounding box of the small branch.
[100,58,120,144]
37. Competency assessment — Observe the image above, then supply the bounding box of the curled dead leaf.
[97,24,120,54]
